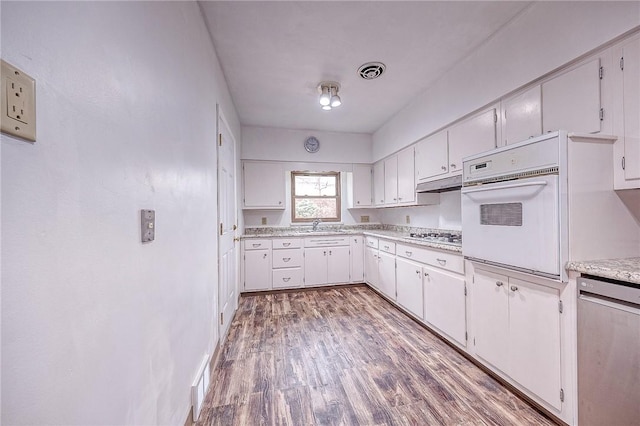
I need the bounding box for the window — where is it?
[291,171,341,222]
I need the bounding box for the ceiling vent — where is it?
[357,62,386,80]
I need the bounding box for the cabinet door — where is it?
[396,257,423,318]
[327,246,350,284]
[373,160,385,206]
[415,130,448,182]
[622,38,640,181]
[503,85,542,145]
[542,58,601,134]
[472,270,509,373]
[350,236,364,283]
[384,155,398,205]
[448,109,496,173]
[304,247,328,286]
[397,146,415,204]
[352,164,373,206]
[243,162,285,208]
[244,249,272,291]
[424,266,466,346]
[508,278,562,410]
[378,251,396,301]
[364,247,379,288]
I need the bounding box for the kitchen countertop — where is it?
[241,227,462,253]
[566,257,640,285]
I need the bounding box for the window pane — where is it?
[294,198,338,220]
[294,175,337,196]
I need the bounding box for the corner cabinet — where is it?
[242,161,285,209]
[373,161,385,206]
[351,164,373,207]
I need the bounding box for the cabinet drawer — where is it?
[365,236,379,249]
[272,268,303,289]
[245,239,271,250]
[272,249,303,268]
[379,240,396,254]
[396,243,464,275]
[272,238,302,249]
[304,236,350,247]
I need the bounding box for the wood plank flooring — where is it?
[197,286,556,426]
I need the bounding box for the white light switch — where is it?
[141,210,155,243]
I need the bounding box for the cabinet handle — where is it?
[283,257,291,262]
[263,253,267,259]
[424,272,429,278]
[441,166,447,171]
[405,251,412,257]
[252,243,261,248]
[393,198,397,201]
[510,285,518,292]
[324,251,327,256]
[415,270,420,275]
[283,277,291,282]
[380,199,384,203]
[384,245,389,250]
[436,258,447,265]
[496,281,504,287]
[283,242,291,247]
[329,250,332,255]
[279,201,282,204]
[450,163,457,168]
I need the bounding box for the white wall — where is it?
[376,191,462,231]
[1,2,239,425]
[242,125,372,163]
[373,1,640,160]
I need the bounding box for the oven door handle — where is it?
[462,180,547,194]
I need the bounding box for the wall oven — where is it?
[462,133,567,280]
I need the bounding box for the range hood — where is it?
[415,174,462,193]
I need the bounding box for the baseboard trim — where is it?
[241,282,366,297]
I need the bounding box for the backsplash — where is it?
[243,223,461,236]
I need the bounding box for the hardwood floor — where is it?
[197,286,556,426]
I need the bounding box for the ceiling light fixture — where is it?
[317,81,341,111]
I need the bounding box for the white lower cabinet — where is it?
[327,246,350,284]
[377,251,396,301]
[244,249,271,291]
[473,269,562,411]
[395,257,424,318]
[350,236,364,282]
[364,246,379,288]
[423,266,466,346]
[304,237,351,287]
[271,239,303,289]
[304,247,329,286]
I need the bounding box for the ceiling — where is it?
[200,1,531,134]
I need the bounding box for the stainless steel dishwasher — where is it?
[577,276,640,426]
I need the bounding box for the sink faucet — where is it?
[312,218,322,231]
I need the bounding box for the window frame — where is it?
[290,171,341,223]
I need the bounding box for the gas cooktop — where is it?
[408,232,462,245]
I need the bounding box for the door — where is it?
[424,266,466,346]
[384,155,398,205]
[350,236,364,283]
[415,130,448,182]
[218,112,238,340]
[542,58,601,134]
[448,108,497,173]
[244,250,271,291]
[503,85,542,145]
[472,270,509,373]
[622,37,640,181]
[304,247,328,286]
[397,147,415,204]
[327,246,350,284]
[461,174,560,276]
[373,160,385,206]
[508,278,562,410]
[364,247,379,288]
[352,164,372,207]
[396,257,423,318]
[378,251,396,301]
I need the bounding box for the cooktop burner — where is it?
[408,232,462,245]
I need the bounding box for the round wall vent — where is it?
[357,62,386,80]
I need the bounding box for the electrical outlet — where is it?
[360,215,370,223]
[141,209,155,243]
[261,217,267,225]
[406,215,411,224]
[1,60,36,142]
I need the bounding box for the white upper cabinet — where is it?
[502,85,542,145]
[396,146,415,205]
[621,37,640,182]
[448,108,497,173]
[373,160,385,206]
[384,155,398,206]
[351,164,372,207]
[415,130,448,182]
[542,58,602,134]
[243,161,285,209]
